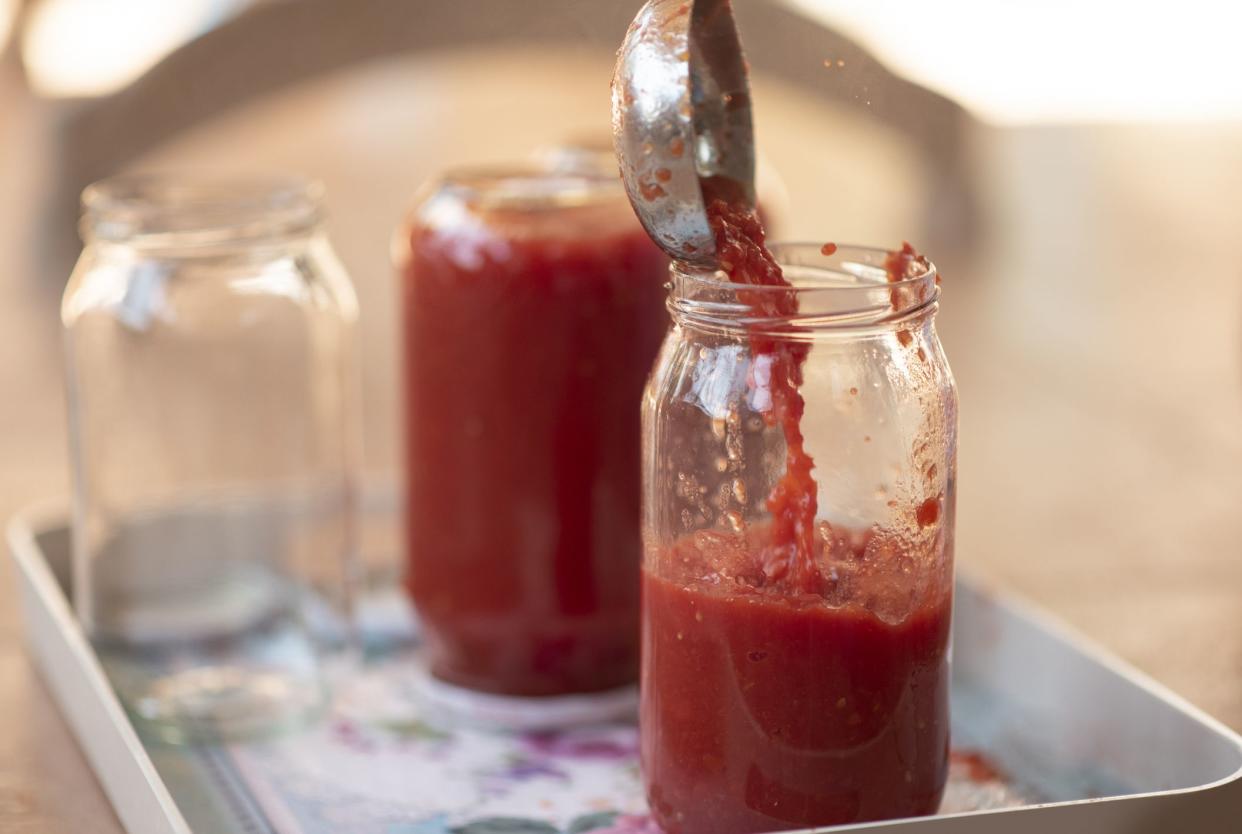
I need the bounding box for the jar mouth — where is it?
[532,136,618,177]
[429,163,625,212]
[82,173,323,248]
[670,242,939,332]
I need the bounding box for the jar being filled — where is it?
[397,166,669,700]
[641,243,956,832]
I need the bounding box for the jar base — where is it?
[412,668,637,732]
[119,663,327,745]
[97,608,330,746]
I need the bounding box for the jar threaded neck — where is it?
[81,174,323,249]
[669,242,939,334]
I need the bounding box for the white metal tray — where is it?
[8,501,1242,833]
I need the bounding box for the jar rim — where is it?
[427,162,625,212]
[81,173,323,248]
[669,242,939,333]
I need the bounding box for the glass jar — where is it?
[641,244,956,832]
[534,135,619,176]
[62,175,359,743]
[396,165,668,699]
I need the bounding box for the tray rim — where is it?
[9,498,194,834]
[957,571,1242,795]
[8,498,1242,834]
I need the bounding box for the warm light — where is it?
[0,0,16,52]
[791,0,1242,123]
[22,0,240,98]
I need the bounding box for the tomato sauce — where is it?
[403,181,668,696]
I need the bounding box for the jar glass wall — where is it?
[62,175,359,743]
[641,244,956,832]
[396,165,669,701]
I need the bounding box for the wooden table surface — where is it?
[2,56,1241,833]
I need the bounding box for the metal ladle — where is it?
[611,0,755,267]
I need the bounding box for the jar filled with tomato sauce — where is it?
[641,241,956,832]
[396,166,669,699]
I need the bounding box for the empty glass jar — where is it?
[61,174,359,743]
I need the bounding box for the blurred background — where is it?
[1,1,1240,829]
